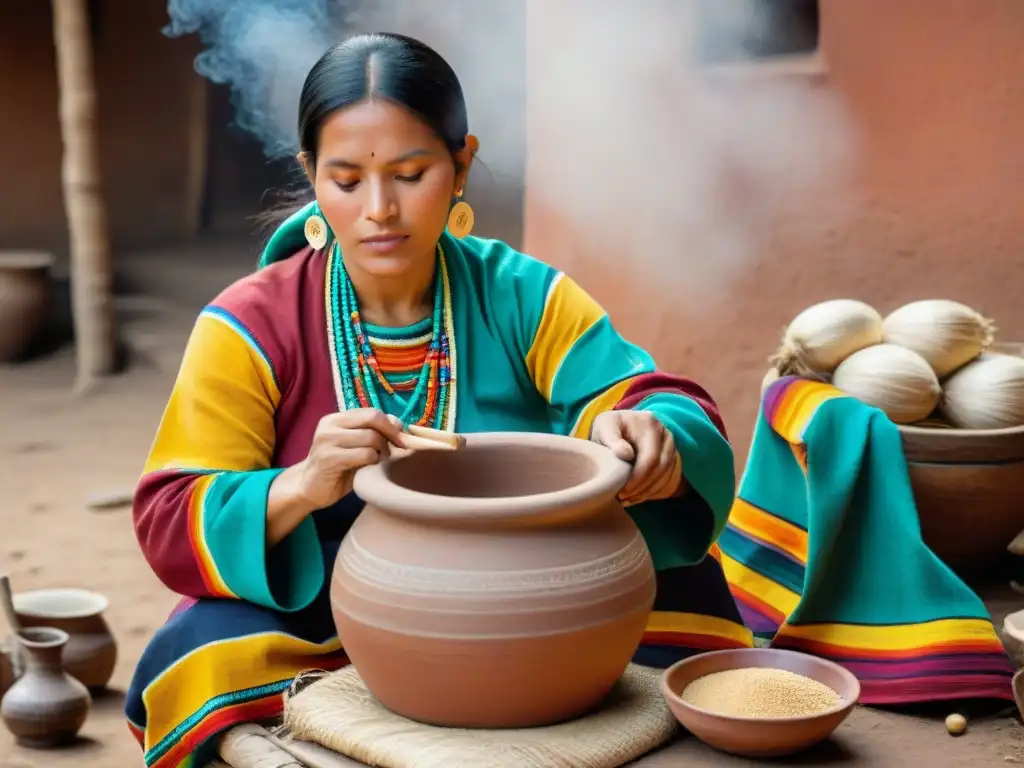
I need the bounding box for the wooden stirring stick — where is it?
[395,424,467,452]
[407,424,467,448]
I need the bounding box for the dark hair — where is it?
[300,33,470,166]
[257,33,470,236]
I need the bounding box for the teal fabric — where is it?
[203,469,324,612]
[259,201,326,268]
[738,396,991,627]
[548,315,657,435]
[797,398,989,625]
[720,382,1013,704]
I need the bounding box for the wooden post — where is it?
[51,0,117,390]
[184,73,209,237]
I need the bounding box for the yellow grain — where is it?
[681,667,842,718]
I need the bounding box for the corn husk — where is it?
[882,299,995,378]
[939,352,1024,430]
[831,344,941,424]
[770,299,883,378]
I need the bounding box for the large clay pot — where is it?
[13,589,117,691]
[331,431,656,729]
[0,628,91,748]
[0,251,53,362]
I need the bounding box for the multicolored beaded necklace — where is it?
[324,240,458,431]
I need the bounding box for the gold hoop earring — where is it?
[447,200,474,239]
[304,214,328,250]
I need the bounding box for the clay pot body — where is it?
[331,432,656,729]
[0,252,52,362]
[13,589,117,690]
[1,628,91,748]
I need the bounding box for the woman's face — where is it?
[306,99,468,279]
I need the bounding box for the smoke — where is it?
[165,0,857,299]
[526,0,857,297]
[164,0,340,158]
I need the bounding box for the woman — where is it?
[126,33,751,768]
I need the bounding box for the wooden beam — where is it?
[51,0,118,390]
[184,71,209,237]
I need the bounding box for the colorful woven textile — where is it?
[721,376,1014,704]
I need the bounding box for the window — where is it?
[693,0,820,66]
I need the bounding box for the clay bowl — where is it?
[660,648,860,758]
[12,588,117,690]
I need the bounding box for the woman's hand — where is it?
[296,409,405,509]
[590,410,682,506]
[267,409,402,544]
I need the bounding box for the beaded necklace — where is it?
[324,240,457,431]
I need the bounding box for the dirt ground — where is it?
[2,318,1024,767]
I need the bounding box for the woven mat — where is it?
[278,664,679,768]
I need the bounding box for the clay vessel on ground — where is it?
[13,589,117,690]
[0,251,52,362]
[331,431,657,729]
[0,627,91,748]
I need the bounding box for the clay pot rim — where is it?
[0,251,54,270]
[659,648,861,725]
[354,431,632,520]
[13,588,109,620]
[1004,610,1024,642]
[15,627,70,649]
[899,422,1024,439]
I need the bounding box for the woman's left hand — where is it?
[590,410,682,505]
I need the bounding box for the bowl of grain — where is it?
[660,648,860,758]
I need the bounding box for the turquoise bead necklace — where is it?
[324,240,456,430]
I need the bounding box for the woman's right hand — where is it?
[295,409,404,510]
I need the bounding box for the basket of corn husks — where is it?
[762,298,1024,575]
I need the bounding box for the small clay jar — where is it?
[13,589,117,690]
[333,431,657,729]
[1,627,91,748]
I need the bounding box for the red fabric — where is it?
[613,371,728,439]
[133,470,212,598]
[610,371,728,499]
[132,248,340,599]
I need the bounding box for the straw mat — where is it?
[278,664,679,768]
